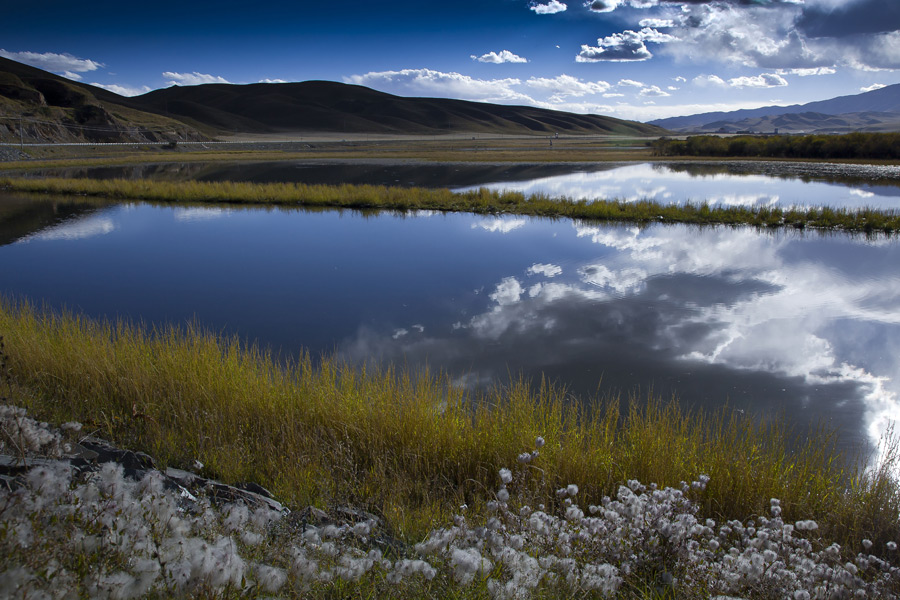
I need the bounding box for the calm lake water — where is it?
[29,159,900,210]
[2,179,899,458]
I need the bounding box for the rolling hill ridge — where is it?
[0,57,665,144]
[130,80,666,137]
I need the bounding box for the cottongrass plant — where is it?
[3,297,900,554]
[3,407,900,599]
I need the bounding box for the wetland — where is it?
[2,156,900,458]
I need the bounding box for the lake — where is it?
[2,159,900,459]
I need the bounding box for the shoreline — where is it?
[3,174,899,234]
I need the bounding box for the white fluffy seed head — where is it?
[499,468,512,484]
[535,436,545,448]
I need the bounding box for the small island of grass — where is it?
[3,175,900,234]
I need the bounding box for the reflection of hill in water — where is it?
[36,161,626,189]
[0,194,104,247]
[36,159,900,192]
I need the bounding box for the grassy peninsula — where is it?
[4,175,900,233]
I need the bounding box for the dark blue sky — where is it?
[2,0,898,121]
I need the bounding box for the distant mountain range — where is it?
[0,57,664,144]
[649,84,900,134]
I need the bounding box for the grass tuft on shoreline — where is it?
[3,175,900,233]
[2,297,898,551]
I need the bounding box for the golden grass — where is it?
[3,175,900,233]
[2,298,897,549]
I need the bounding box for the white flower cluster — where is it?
[0,455,448,598]
[412,466,900,599]
[2,411,900,598]
[0,404,67,458]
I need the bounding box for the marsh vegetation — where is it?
[652,133,900,161]
[3,175,900,232]
[2,300,900,597]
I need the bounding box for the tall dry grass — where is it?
[1,297,897,547]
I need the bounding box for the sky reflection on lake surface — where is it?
[453,162,900,210]
[1,193,899,457]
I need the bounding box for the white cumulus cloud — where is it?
[526,74,610,100]
[345,68,530,103]
[471,50,529,64]
[577,28,675,62]
[530,0,567,14]
[0,49,102,74]
[89,82,153,97]
[640,85,670,97]
[728,73,789,88]
[163,71,230,86]
[861,83,887,92]
[693,74,728,87]
[0,49,103,74]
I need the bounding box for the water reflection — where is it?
[341,220,900,456]
[0,195,897,458]
[0,194,107,246]
[454,162,900,210]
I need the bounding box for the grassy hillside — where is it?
[0,57,207,144]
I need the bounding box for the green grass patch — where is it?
[1,297,898,551]
[3,175,900,233]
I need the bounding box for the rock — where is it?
[79,438,156,470]
[237,481,274,499]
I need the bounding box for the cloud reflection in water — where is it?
[455,162,900,210]
[18,215,116,243]
[342,221,900,457]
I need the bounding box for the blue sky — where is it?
[2,0,899,122]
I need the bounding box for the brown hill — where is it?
[0,57,207,144]
[0,56,666,143]
[130,80,666,137]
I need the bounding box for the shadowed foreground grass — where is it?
[2,297,898,554]
[3,175,900,233]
